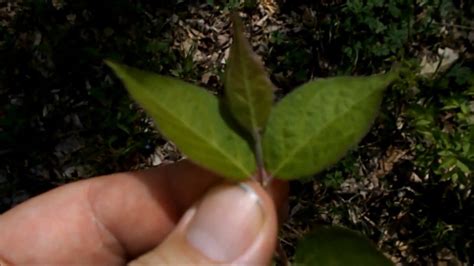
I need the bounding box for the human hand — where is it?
[0,160,288,265]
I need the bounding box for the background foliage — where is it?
[1,0,472,264]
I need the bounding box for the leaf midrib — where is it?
[138,80,252,177]
[235,38,259,132]
[271,85,381,176]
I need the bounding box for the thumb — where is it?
[129,181,278,265]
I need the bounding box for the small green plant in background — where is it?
[408,64,474,183]
[107,13,397,265]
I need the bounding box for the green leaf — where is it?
[106,60,256,180]
[224,13,274,135]
[295,226,393,266]
[263,73,396,179]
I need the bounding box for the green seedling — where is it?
[106,13,397,266]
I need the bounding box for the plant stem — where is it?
[276,241,290,266]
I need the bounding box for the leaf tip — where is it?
[230,11,242,26]
[230,12,246,39]
[103,60,134,85]
[104,59,121,74]
[387,63,403,82]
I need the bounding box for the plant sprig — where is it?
[106,13,398,264]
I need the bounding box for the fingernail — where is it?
[186,183,264,262]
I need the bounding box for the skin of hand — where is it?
[0,160,288,265]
